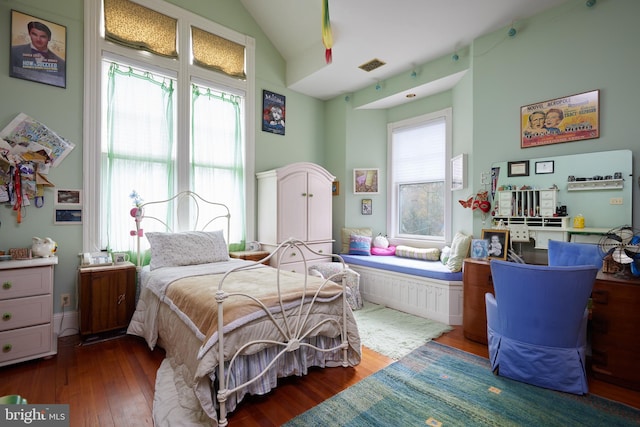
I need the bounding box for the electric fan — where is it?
[598,225,640,277]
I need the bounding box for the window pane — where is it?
[398,182,444,238]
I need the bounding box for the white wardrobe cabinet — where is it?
[257,162,335,272]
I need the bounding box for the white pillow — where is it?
[146,230,229,270]
[446,232,472,272]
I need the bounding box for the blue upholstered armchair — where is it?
[547,240,604,269]
[485,260,598,394]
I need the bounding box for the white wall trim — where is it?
[54,310,79,338]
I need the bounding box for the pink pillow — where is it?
[371,246,396,256]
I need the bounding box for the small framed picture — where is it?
[55,189,82,205]
[354,168,379,194]
[262,90,285,135]
[361,199,372,215]
[481,229,510,260]
[55,209,82,224]
[535,160,554,174]
[332,180,340,196]
[470,239,489,260]
[507,161,529,177]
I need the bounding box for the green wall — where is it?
[0,0,328,314]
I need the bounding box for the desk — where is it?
[590,271,640,390]
[567,227,610,243]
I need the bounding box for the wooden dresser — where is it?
[0,257,58,367]
[462,258,493,344]
[590,271,640,390]
[79,262,136,338]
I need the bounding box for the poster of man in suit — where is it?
[10,10,67,88]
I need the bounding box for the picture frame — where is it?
[507,161,529,177]
[535,160,554,174]
[10,10,67,88]
[54,209,82,224]
[470,238,489,260]
[521,90,600,149]
[262,90,286,135]
[354,168,379,194]
[54,189,82,206]
[361,198,372,215]
[481,229,510,260]
[332,180,340,196]
[451,153,467,191]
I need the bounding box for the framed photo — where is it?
[10,10,67,88]
[55,209,82,224]
[521,90,599,148]
[332,180,340,196]
[354,168,379,194]
[507,161,529,177]
[535,160,554,174]
[451,153,467,191]
[470,238,489,260]
[262,90,286,135]
[361,199,372,215]
[481,229,510,260]
[54,189,81,205]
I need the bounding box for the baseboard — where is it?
[54,310,79,337]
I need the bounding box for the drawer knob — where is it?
[2,344,11,353]
[2,312,11,321]
[2,281,11,290]
[290,252,297,257]
[318,249,323,253]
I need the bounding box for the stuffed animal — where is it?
[372,233,389,249]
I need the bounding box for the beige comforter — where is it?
[128,260,361,425]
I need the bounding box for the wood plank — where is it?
[0,326,637,427]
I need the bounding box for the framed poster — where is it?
[521,90,599,148]
[10,10,67,88]
[262,90,286,135]
[54,209,82,224]
[535,161,554,174]
[353,168,379,194]
[481,229,509,260]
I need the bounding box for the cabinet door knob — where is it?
[302,193,307,197]
[308,193,314,197]
[2,281,11,290]
[2,344,12,353]
[2,312,11,321]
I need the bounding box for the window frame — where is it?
[83,0,255,252]
[386,108,453,247]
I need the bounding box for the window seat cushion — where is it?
[340,254,462,281]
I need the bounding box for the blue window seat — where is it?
[340,254,463,282]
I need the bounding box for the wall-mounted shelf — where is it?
[566,179,623,191]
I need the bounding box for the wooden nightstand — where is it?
[78,262,136,338]
[229,250,270,265]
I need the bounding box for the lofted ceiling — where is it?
[239,0,571,107]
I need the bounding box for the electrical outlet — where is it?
[610,197,623,205]
[61,293,71,307]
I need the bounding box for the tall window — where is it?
[387,108,452,244]
[84,0,255,253]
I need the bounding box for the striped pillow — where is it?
[395,245,441,261]
[349,234,372,256]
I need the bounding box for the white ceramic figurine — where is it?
[32,237,58,257]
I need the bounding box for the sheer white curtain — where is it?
[102,61,176,251]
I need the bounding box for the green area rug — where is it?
[285,341,640,427]
[353,301,452,360]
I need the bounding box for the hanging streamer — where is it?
[322,0,333,64]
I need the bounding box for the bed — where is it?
[125,191,361,426]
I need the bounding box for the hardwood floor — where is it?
[1,327,638,426]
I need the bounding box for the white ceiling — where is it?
[240,0,570,107]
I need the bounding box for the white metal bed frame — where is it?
[132,191,351,426]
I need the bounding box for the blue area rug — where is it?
[285,341,640,426]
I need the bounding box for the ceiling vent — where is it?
[358,58,386,72]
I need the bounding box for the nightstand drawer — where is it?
[0,324,52,364]
[0,295,52,331]
[0,266,52,300]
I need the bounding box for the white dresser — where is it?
[0,257,58,367]
[257,162,335,273]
